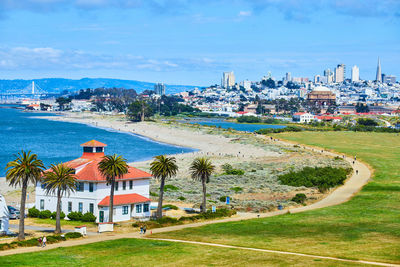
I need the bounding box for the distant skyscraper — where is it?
[376,57,382,82]
[154,83,166,95]
[334,64,345,83]
[286,72,292,82]
[351,65,360,82]
[324,69,333,84]
[314,75,321,83]
[383,75,396,84]
[221,71,235,88]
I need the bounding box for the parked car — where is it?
[7,206,20,219]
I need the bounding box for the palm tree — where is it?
[43,163,77,233]
[150,155,178,218]
[98,154,128,223]
[5,151,44,240]
[190,157,215,213]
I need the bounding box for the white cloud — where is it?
[238,10,252,17]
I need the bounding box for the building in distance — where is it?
[221,71,235,88]
[351,65,360,83]
[307,86,336,106]
[154,83,166,96]
[376,57,382,82]
[335,64,346,83]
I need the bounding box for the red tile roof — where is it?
[80,140,107,147]
[98,193,150,206]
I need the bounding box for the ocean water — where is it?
[0,105,193,176]
[189,119,286,132]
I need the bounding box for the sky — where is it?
[0,0,399,86]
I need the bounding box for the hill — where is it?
[0,78,198,95]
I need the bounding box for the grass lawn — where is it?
[0,238,365,267]
[152,132,400,264]
[32,218,96,228]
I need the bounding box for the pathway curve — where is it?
[0,134,374,263]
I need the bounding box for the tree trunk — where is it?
[141,102,145,122]
[157,178,165,219]
[201,178,207,213]
[109,178,115,222]
[18,179,28,240]
[55,188,62,234]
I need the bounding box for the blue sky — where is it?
[0,0,399,86]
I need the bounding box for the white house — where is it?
[35,140,152,223]
[292,112,315,123]
[0,194,10,235]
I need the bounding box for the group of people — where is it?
[139,225,147,235]
[37,236,47,247]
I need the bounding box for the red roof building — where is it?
[36,140,152,223]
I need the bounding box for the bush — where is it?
[162,204,178,210]
[65,232,83,239]
[164,185,179,191]
[178,196,186,201]
[28,207,40,218]
[237,116,261,123]
[67,211,83,221]
[230,187,243,193]
[81,212,96,222]
[150,191,158,197]
[221,163,233,173]
[51,211,66,220]
[226,169,245,175]
[278,167,351,192]
[219,196,228,202]
[38,210,52,219]
[291,193,307,204]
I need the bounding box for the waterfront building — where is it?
[351,65,360,82]
[222,72,235,88]
[154,83,166,95]
[35,140,152,223]
[334,64,345,83]
[376,57,382,82]
[292,112,315,123]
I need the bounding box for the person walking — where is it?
[42,236,47,247]
[143,225,147,234]
[38,237,42,247]
[356,170,358,175]
[140,225,143,234]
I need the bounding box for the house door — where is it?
[99,211,104,223]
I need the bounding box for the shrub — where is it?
[162,204,178,210]
[38,210,52,219]
[278,167,351,192]
[237,116,261,123]
[81,212,96,222]
[51,211,66,220]
[222,163,233,173]
[67,211,83,221]
[230,187,243,193]
[150,191,158,197]
[291,193,307,204]
[46,235,64,244]
[178,196,186,201]
[219,196,227,202]
[28,207,40,218]
[164,185,179,191]
[65,232,83,239]
[226,169,245,175]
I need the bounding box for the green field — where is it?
[0,238,365,267]
[152,132,400,264]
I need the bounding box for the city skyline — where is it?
[0,0,399,86]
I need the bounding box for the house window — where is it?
[136,204,142,213]
[122,181,126,190]
[96,147,103,153]
[76,182,84,192]
[89,183,94,192]
[89,203,94,214]
[78,202,83,213]
[40,199,45,210]
[122,206,129,215]
[143,203,149,212]
[115,182,118,191]
[68,202,72,212]
[83,147,93,153]
[129,180,133,190]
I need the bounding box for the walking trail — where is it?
[0,136,378,265]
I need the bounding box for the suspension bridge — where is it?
[0,81,47,99]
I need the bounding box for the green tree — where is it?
[261,78,276,88]
[190,158,215,213]
[150,155,178,218]
[43,163,77,233]
[55,97,71,111]
[98,155,129,222]
[5,151,44,240]
[127,100,153,122]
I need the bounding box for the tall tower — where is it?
[334,64,345,83]
[376,57,382,82]
[351,65,359,82]
[32,81,35,95]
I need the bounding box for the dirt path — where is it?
[0,136,373,259]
